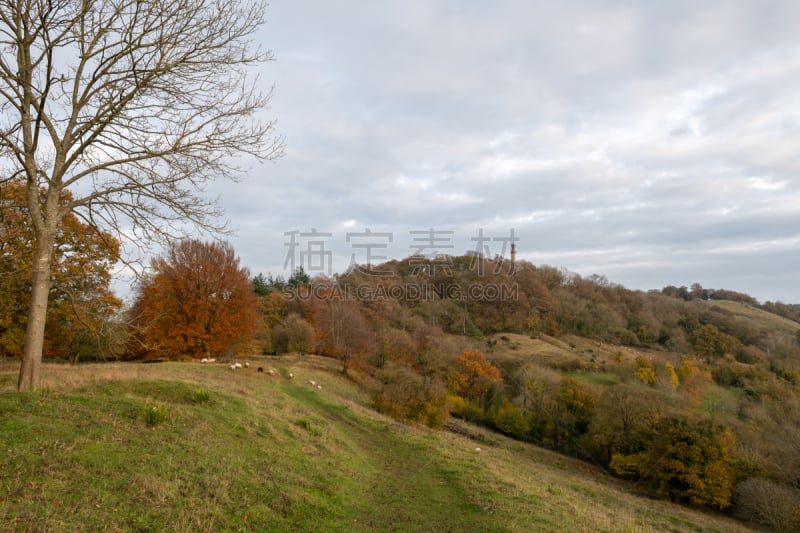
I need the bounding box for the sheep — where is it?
[317,385,322,390]
[200,357,208,363]
[309,380,317,387]
[208,358,216,363]
[233,362,243,369]
[230,364,237,370]
[288,373,294,379]
[267,369,275,376]
[257,367,264,373]
[245,362,250,368]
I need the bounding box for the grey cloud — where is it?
[207,0,800,303]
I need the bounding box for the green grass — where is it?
[0,358,758,532]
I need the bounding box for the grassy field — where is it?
[0,357,758,532]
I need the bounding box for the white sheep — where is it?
[288,373,294,379]
[267,369,275,376]
[233,362,243,369]
[230,364,236,370]
[309,380,317,387]
[317,385,322,390]
[208,358,216,363]
[244,362,250,368]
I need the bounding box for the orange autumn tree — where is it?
[0,179,122,361]
[449,349,503,404]
[130,240,257,360]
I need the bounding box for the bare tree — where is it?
[0,0,283,390]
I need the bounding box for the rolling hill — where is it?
[0,356,759,532]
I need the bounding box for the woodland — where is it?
[2,190,800,530]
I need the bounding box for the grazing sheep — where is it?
[309,380,317,387]
[200,357,208,363]
[317,385,322,390]
[267,369,275,376]
[230,364,236,370]
[208,358,216,363]
[288,373,294,379]
[257,367,264,373]
[233,362,243,369]
[245,362,250,368]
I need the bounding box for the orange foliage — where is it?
[131,240,257,359]
[448,349,502,401]
[678,356,713,404]
[0,179,122,360]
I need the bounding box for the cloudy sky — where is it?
[208,0,800,303]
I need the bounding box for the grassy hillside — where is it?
[487,331,654,371]
[698,299,800,339]
[0,357,757,532]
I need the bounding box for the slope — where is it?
[0,357,757,532]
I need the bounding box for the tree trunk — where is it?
[17,238,54,391]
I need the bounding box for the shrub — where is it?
[690,324,736,358]
[272,313,315,354]
[635,356,656,385]
[449,394,467,416]
[141,402,168,426]
[192,389,211,404]
[295,417,321,436]
[493,402,532,439]
[616,329,640,346]
[733,478,800,532]
[610,415,736,509]
[372,365,450,428]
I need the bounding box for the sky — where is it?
[203,0,800,304]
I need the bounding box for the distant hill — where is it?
[249,256,800,531]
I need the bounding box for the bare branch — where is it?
[2,0,282,233]
[1,0,282,390]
